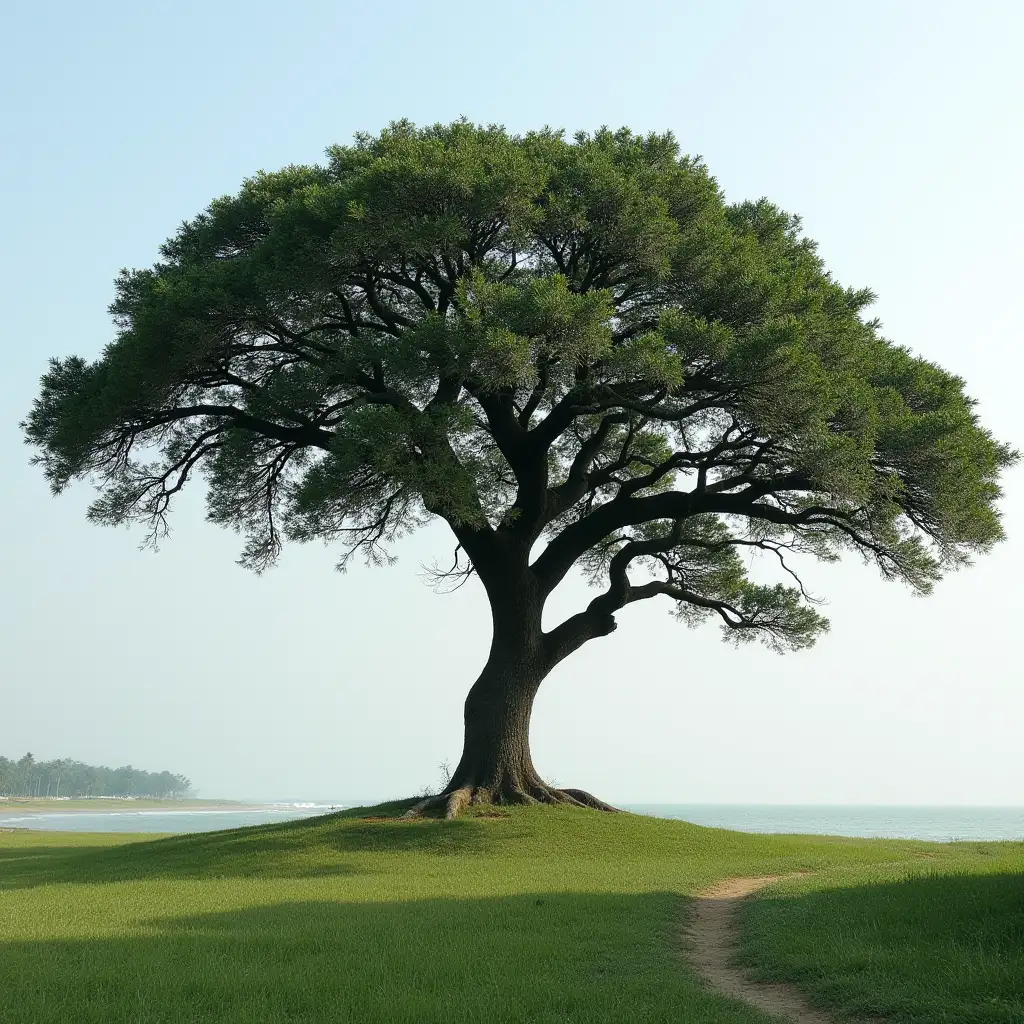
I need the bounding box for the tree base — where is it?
[402,783,618,820]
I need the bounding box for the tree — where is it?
[24,121,1017,817]
[0,754,192,799]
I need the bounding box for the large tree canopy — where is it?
[25,121,1017,816]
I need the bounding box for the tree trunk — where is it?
[447,622,548,802]
[405,568,616,819]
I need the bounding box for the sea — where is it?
[626,805,1024,843]
[1,802,1023,841]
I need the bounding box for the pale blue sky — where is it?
[2,0,1021,803]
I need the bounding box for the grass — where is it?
[0,803,1021,1022]
[741,860,1024,1022]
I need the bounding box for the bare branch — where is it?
[420,545,477,594]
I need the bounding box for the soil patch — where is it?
[685,875,857,1023]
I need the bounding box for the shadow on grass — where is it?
[0,891,770,1024]
[740,869,1024,1024]
[0,805,532,891]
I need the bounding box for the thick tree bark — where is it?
[448,617,548,797]
[404,560,616,819]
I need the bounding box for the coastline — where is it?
[0,800,342,834]
[0,798,250,816]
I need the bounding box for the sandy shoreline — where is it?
[0,801,271,817]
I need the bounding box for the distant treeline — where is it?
[0,753,192,799]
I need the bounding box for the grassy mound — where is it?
[1,803,1021,1022]
[741,863,1024,1023]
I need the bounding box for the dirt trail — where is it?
[684,875,842,1023]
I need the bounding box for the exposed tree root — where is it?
[402,782,619,819]
[558,787,619,812]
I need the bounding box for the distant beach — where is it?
[0,798,246,815]
[0,801,343,833]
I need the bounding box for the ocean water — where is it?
[625,804,1024,842]
[2,803,1022,841]
[0,803,340,834]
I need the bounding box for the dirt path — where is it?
[684,875,840,1023]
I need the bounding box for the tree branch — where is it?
[532,475,820,595]
[134,404,337,452]
[542,520,685,665]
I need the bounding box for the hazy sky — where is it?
[2,1,1021,804]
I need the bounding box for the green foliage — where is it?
[24,119,1017,652]
[0,754,190,799]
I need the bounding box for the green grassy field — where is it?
[0,804,1021,1022]
[741,862,1024,1022]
